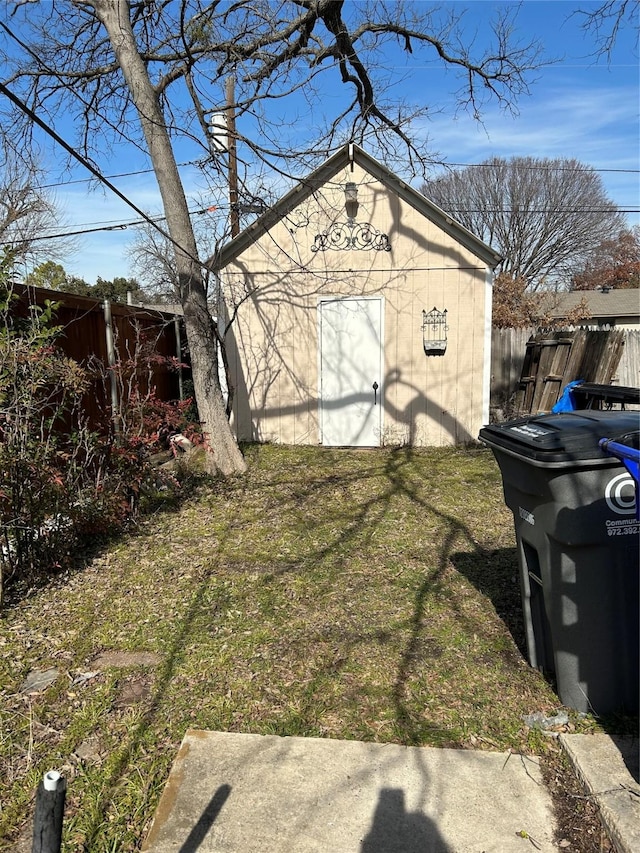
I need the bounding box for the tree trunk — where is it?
[91,0,246,475]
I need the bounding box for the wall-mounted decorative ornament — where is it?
[422,307,448,356]
[311,183,391,252]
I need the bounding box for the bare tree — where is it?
[423,157,624,291]
[0,140,74,269]
[1,0,547,474]
[128,213,221,305]
[128,222,192,304]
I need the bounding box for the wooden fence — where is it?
[491,327,640,419]
[9,285,639,429]
[9,284,185,431]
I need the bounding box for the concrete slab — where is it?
[560,733,640,853]
[142,729,558,853]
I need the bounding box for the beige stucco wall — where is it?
[219,162,492,447]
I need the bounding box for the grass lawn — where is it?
[1,444,581,850]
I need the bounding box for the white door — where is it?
[319,298,383,447]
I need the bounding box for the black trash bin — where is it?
[479,410,640,716]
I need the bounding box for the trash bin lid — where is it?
[479,411,640,465]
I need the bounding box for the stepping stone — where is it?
[19,668,59,694]
[91,651,161,668]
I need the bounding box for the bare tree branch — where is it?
[0,0,551,474]
[0,137,76,265]
[423,157,625,290]
[574,0,639,60]
[2,0,549,177]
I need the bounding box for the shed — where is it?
[214,144,501,447]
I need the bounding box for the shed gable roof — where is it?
[211,144,501,270]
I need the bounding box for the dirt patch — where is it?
[542,748,613,853]
[113,674,154,708]
[74,734,105,764]
[89,652,160,708]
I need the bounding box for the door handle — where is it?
[373,381,379,405]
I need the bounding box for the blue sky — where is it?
[5,0,638,285]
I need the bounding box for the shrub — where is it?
[0,255,202,607]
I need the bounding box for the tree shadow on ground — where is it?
[178,784,232,853]
[450,547,527,659]
[8,446,534,848]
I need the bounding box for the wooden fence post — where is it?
[174,315,184,400]
[103,299,120,431]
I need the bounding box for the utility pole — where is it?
[226,76,240,238]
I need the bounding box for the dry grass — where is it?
[0,444,580,850]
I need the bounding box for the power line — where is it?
[15,206,220,243]
[429,209,640,214]
[15,203,640,244]
[35,160,205,191]
[437,163,640,175]
[0,20,148,159]
[30,158,640,196]
[0,79,206,271]
[3,202,637,247]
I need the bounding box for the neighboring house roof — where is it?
[210,143,502,270]
[543,289,640,321]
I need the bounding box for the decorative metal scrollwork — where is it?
[311,220,391,252]
[422,307,448,356]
